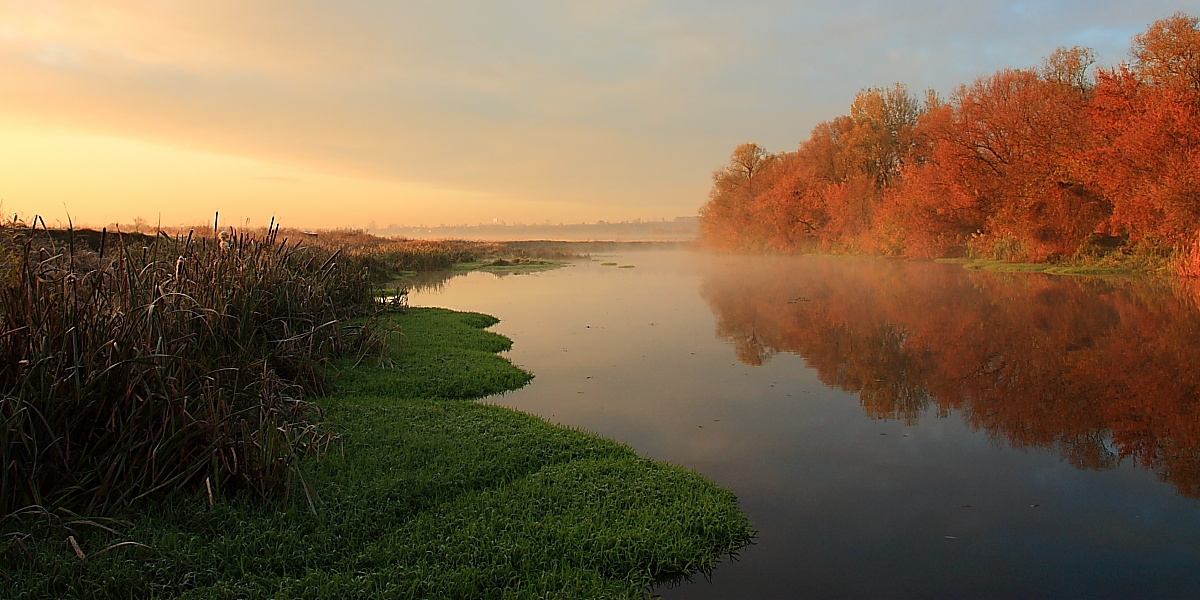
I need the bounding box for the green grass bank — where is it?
[935,257,1172,276]
[4,307,754,599]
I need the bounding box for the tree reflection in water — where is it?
[396,267,539,295]
[700,255,1200,497]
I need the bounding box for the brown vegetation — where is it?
[0,222,377,520]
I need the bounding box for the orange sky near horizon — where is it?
[1,2,1192,230]
[0,116,531,229]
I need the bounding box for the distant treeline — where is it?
[379,217,699,242]
[700,13,1200,276]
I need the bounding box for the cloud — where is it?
[0,0,1193,226]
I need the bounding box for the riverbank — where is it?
[933,257,1164,276]
[5,307,753,599]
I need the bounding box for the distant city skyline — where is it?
[1,1,1195,229]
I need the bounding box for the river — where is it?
[407,248,1200,599]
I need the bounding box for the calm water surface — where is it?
[408,249,1200,599]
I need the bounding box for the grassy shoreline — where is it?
[5,307,753,599]
[934,256,1172,277]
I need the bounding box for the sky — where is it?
[1,1,1197,230]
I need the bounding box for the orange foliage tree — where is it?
[699,142,778,251]
[701,13,1200,274]
[901,53,1101,262]
[1088,13,1200,248]
[700,84,923,253]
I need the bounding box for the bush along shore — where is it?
[1,222,753,599]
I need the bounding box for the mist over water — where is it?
[409,249,1200,599]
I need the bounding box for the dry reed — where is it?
[0,221,374,521]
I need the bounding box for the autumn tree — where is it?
[726,142,774,195]
[845,83,922,187]
[699,143,780,250]
[887,49,1102,261]
[748,85,924,253]
[1042,45,1097,92]
[1088,13,1200,248]
[1132,12,1200,91]
[870,92,981,257]
[754,151,822,251]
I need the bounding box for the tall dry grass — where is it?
[0,223,374,521]
[160,226,504,280]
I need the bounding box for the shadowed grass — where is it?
[3,308,753,599]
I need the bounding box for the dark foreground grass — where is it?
[4,308,753,599]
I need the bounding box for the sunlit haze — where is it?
[0,1,1191,229]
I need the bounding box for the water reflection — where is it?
[700,255,1200,498]
[407,251,1200,598]
[392,267,544,295]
